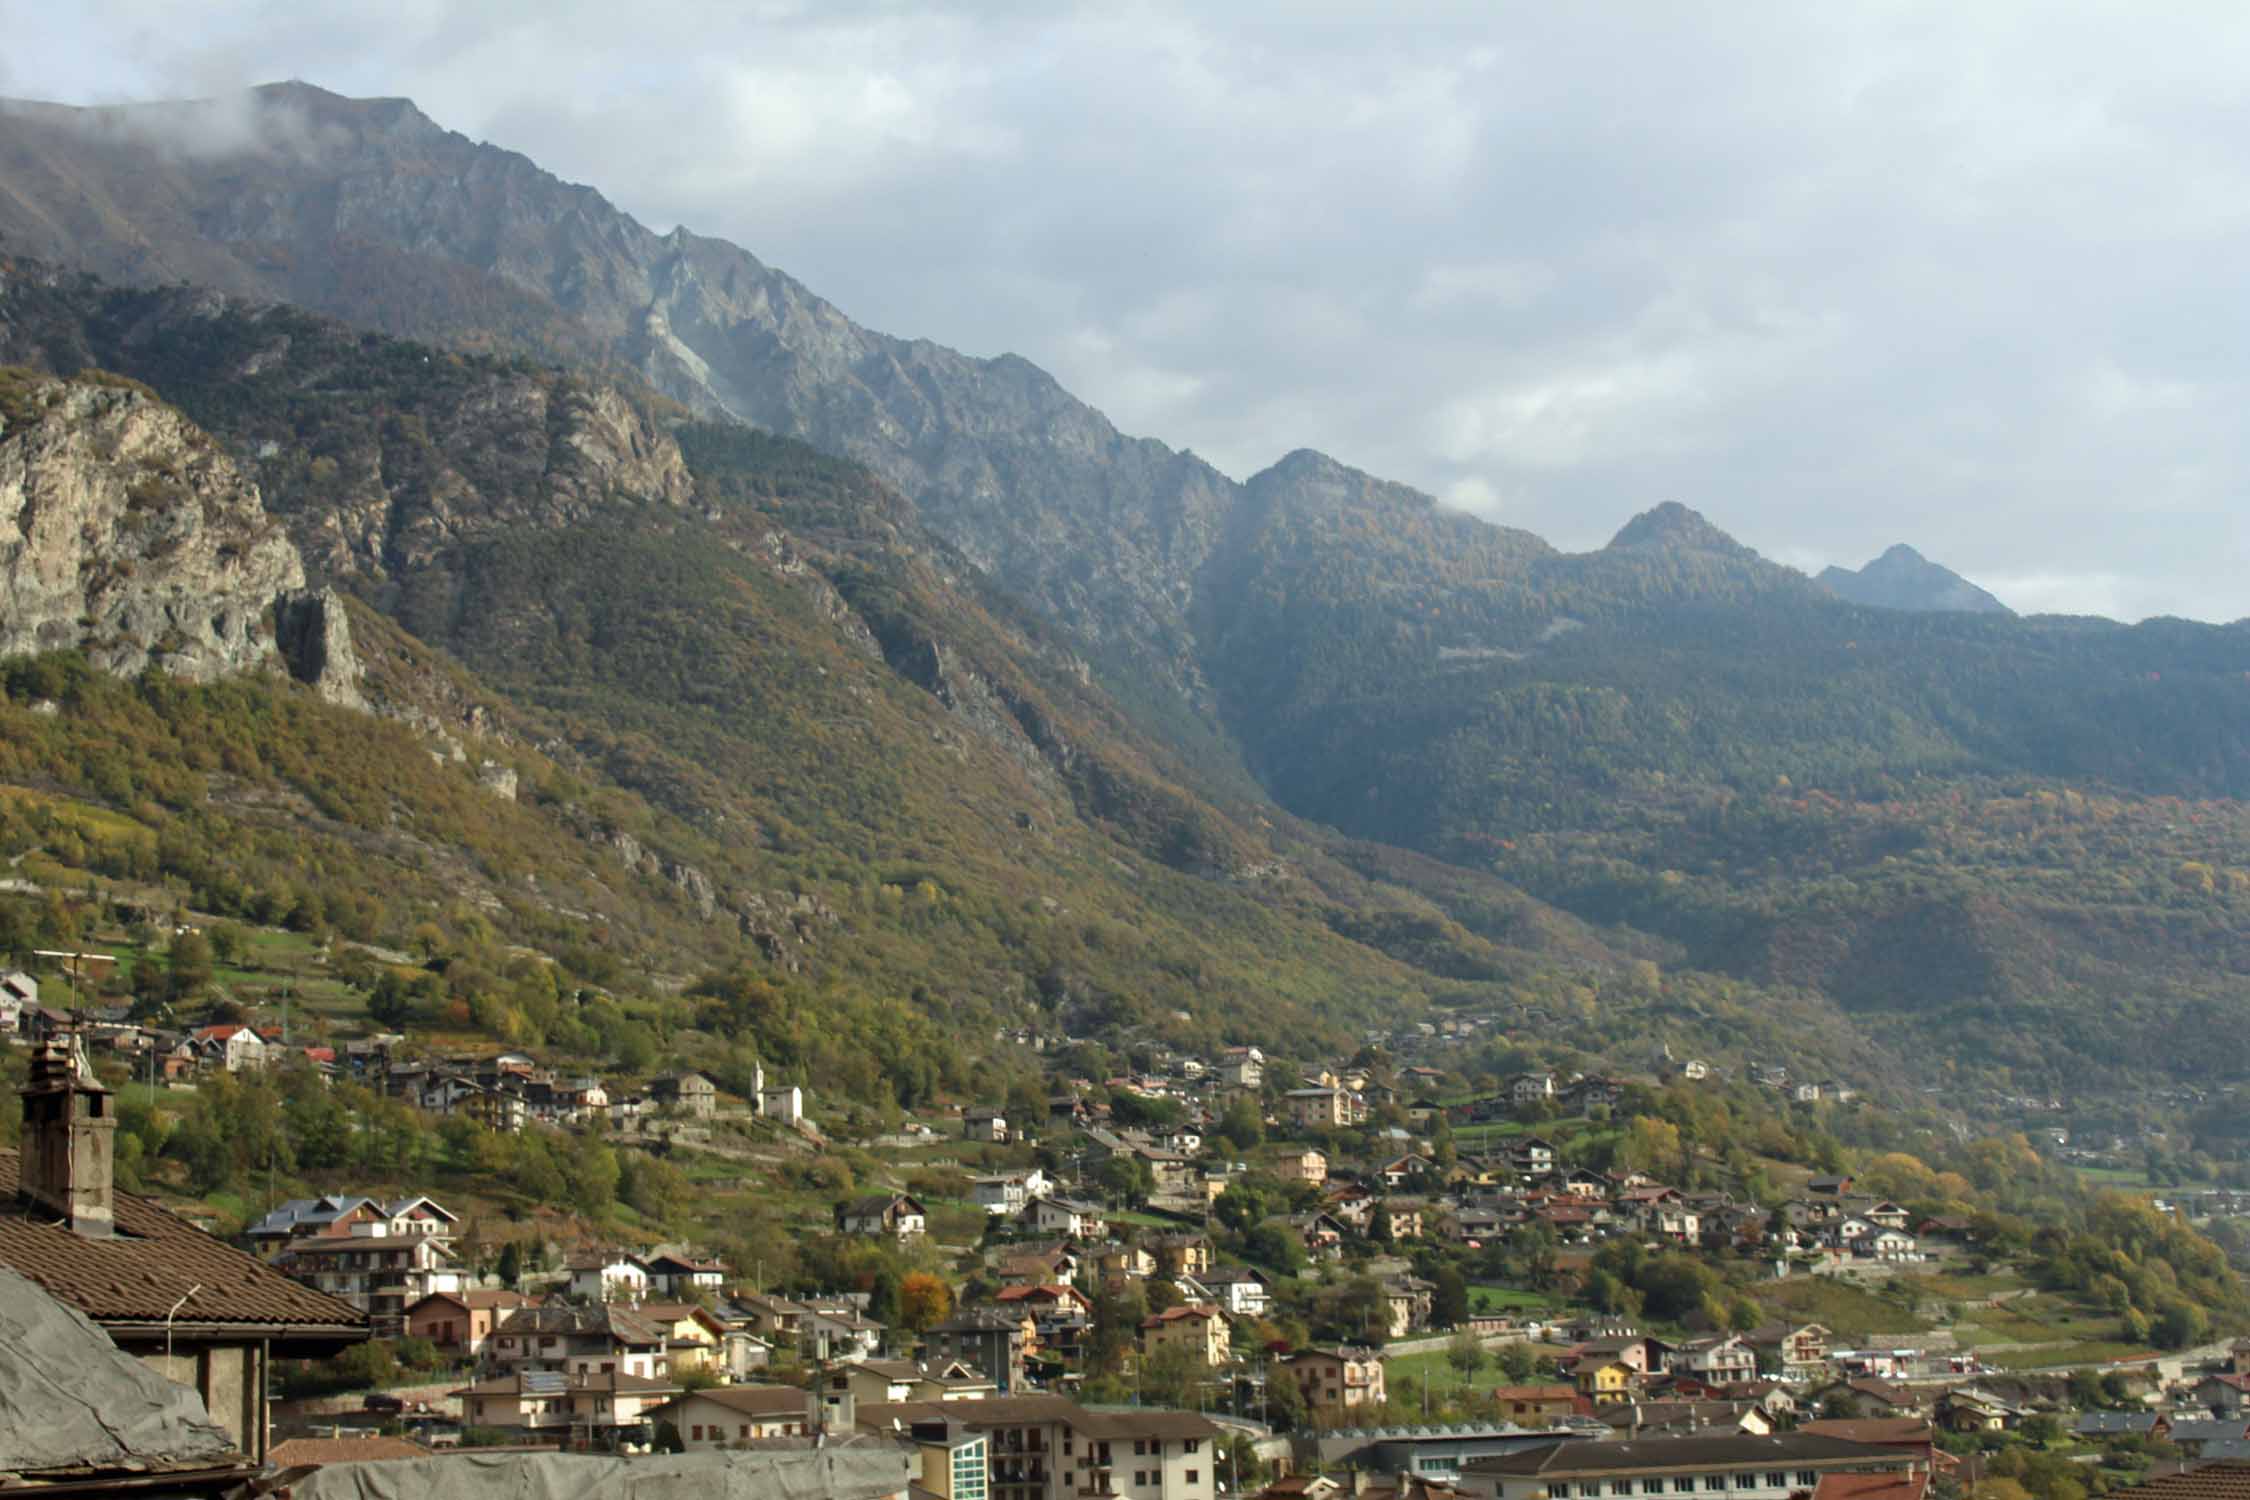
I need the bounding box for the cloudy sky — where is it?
[16,2,2250,622]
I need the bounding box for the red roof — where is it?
[1141,1305,1219,1328]
[1813,1473,1929,1500]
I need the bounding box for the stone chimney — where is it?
[19,1030,115,1237]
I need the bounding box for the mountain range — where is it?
[1,83,2247,1103]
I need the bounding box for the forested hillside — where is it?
[13,262,1842,1091]
[3,82,2249,1106]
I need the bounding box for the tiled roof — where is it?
[492,1303,664,1344]
[1813,1473,1930,1500]
[0,1149,365,1342]
[2113,1463,2250,1500]
[666,1384,811,1416]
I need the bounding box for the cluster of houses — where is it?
[362,1046,812,1135]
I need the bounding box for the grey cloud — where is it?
[22,0,2250,621]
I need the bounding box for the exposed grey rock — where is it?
[0,374,304,680]
[476,760,519,800]
[664,860,717,920]
[275,585,366,709]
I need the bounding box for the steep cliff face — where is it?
[0,370,310,680]
[0,84,1240,717]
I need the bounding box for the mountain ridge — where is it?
[6,88,2250,1100]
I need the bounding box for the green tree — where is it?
[167,930,214,1000]
[1216,1094,1265,1151]
[1432,1266,1470,1329]
[560,1135,616,1219]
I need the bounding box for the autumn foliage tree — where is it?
[898,1271,953,1333]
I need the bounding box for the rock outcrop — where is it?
[275,586,367,709]
[0,370,369,703]
[0,372,304,679]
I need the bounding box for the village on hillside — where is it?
[7,937,2250,1500]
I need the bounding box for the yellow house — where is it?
[1140,1305,1231,1367]
[1577,1360,1636,1404]
[639,1302,726,1373]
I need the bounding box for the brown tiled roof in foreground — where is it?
[2113,1463,2250,1500]
[0,1148,366,1336]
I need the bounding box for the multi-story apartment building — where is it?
[1461,1432,1919,1500]
[273,1221,465,1336]
[1284,1345,1388,1412]
[860,1395,1221,1500]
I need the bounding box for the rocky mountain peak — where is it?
[1605,501,1754,557]
[1818,542,2012,615]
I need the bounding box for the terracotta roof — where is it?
[1814,1474,1929,1500]
[0,1149,365,1346]
[2114,1464,2250,1500]
[268,1436,430,1467]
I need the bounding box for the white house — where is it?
[760,1086,806,1125]
[1030,1197,1107,1239]
[0,971,34,1031]
[1852,1228,1918,1261]
[193,1024,269,1072]
[1197,1266,1270,1317]
[972,1169,1050,1217]
[567,1252,650,1302]
[1509,1072,1555,1107]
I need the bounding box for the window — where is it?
[1767,1477,1788,1490]
[1736,1478,1757,1491]
[1643,1482,1665,1495]
[739,1426,749,1438]
[1136,1442,1149,1456]
[1185,1440,1201,1455]
[1797,1476,1819,1489]
[1188,1471,1200,1485]
[690,1425,704,1441]
[1675,1480,1696,1494]
[1705,1479,1726,1492]
[1135,1472,1148,1487]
